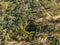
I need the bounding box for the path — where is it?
[35,2,60,22]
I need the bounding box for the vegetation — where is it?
[0,0,60,45]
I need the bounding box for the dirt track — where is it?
[35,2,60,22]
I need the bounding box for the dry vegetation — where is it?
[0,0,60,45]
